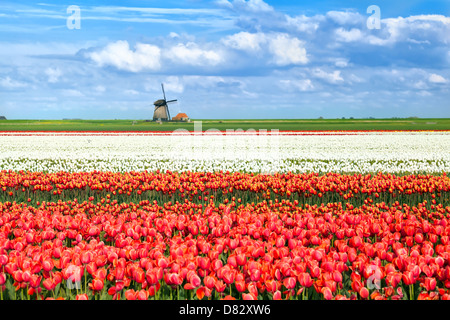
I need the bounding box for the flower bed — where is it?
[0,171,449,300]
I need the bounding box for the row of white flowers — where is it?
[0,131,449,174]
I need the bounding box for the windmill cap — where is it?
[153,99,166,106]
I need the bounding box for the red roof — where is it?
[173,113,189,120]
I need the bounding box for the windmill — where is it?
[152,83,177,121]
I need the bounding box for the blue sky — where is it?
[0,0,449,119]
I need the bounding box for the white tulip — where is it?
[0,131,448,173]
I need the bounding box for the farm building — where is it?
[172,113,190,122]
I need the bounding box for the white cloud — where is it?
[267,33,308,66]
[349,74,365,83]
[231,0,274,13]
[335,28,363,42]
[280,79,314,92]
[367,15,450,46]
[45,67,62,83]
[407,15,450,25]
[215,0,233,9]
[124,89,140,95]
[326,11,363,25]
[312,69,344,84]
[223,31,309,67]
[61,89,84,97]
[163,76,184,94]
[88,40,161,72]
[285,15,322,34]
[94,85,106,93]
[429,73,447,84]
[413,80,428,90]
[223,31,310,66]
[334,58,349,68]
[0,76,27,88]
[182,75,243,90]
[417,90,432,96]
[165,42,223,66]
[222,32,265,51]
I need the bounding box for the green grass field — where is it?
[0,118,449,131]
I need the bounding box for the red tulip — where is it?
[115,266,125,281]
[359,287,369,299]
[247,282,258,297]
[125,289,136,300]
[223,270,235,285]
[322,287,333,300]
[22,270,31,283]
[42,259,54,272]
[243,293,256,300]
[196,287,206,300]
[42,278,55,291]
[81,251,93,264]
[13,270,23,282]
[423,277,436,291]
[198,257,210,270]
[214,280,226,293]
[204,276,216,289]
[312,249,323,262]
[273,290,282,300]
[283,277,296,290]
[402,271,415,286]
[332,270,343,283]
[29,274,41,288]
[190,274,201,288]
[134,268,145,284]
[236,254,246,266]
[298,273,313,288]
[91,278,104,292]
[137,289,148,300]
[0,255,8,266]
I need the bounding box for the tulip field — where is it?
[0,130,450,300]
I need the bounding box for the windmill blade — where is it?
[161,83,167,101]
[166,104,171,121]
[166,99,177,104]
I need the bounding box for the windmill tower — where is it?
[153,83,177,121]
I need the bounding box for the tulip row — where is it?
[1,171,449,208]
[1,171,450,300]
[0,131,449,173]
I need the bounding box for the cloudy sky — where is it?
[0,0,449,119]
